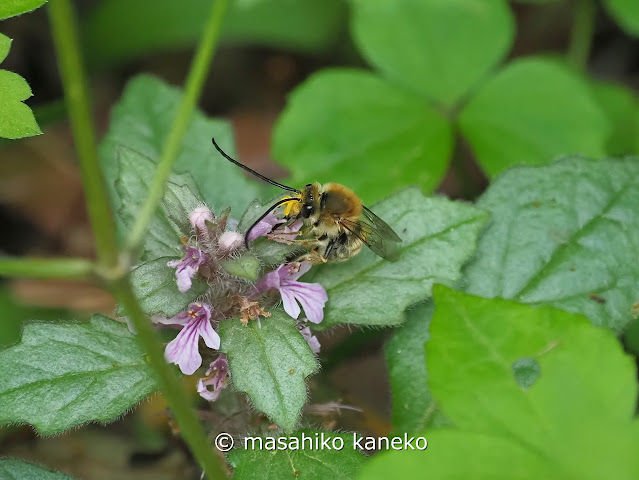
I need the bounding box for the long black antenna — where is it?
[212,137,300,193]
[244,197,301,249]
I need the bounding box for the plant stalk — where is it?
[112,277,228,479]
[0,257,94,280]
[568,0,596,71]
[47,0,119,269]
[126,0,230,253]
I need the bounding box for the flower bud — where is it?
[189,206,214,231]
[218,231,243,252]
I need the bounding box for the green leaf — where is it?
[307,188,488,329]
[359,286,639,479]
[0,34,41,140]
[114,145,203,261]
[99,74,259,221]
[0,0,47,20]
[385,302,447,433]
[0,459,74,480]
[119,257,206,319]
[459,57,609,177]
[350,0,514,108]
[463,156,639,333]
[84,0,346,66]
[273,70,453,203]
[249,237,302,267]
[590,80,638,155]
[228,430,366,479]
[219,311,319,432]
[604,0,639,36]
[220,254,260,281]
[0,286,70,347]
[0,315,159,435]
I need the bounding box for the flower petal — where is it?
[175,265,196,292]
[280,288,301,319]
[255,267,282,292]
[247,211,281,242]
[299,326,321,354]
[282,261,312,282]
[164,320,203,375]
[199,318,221,350]
[285,282,328,324]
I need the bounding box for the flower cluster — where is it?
[150,204,327,401]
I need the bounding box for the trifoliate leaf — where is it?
[0,0,47,20]
[463,156,639,333]
[118,257,206,319]
[604,0,639,36]
[0,459,73,480]
[359,286,639,479]
[0,34,41,140]
[228,430,366,479]
[306,188,488,329]
[385,302,447,433]
[273,69,453,203]
[350,0,514,108]
[114,145,203,261]
[100,75,259,220]
[459,57,609,177]
[219,311,319,432]
[0,315,159,435]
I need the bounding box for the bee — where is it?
[212,138,402,264]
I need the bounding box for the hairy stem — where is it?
[47,0,118,268]
[112,278,228,479]
[126,0,230,252]
[568,0,596,71]
[0,257,94,280]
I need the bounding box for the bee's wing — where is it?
[339,206,402,259]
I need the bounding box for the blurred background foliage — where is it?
[2,0,639,477]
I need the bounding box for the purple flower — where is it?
[298,325,320,354]
[197,355,230,402]
[158,303,220,375]
[167,246,207,293]
[256,262,328,324]
[247,211,281,242]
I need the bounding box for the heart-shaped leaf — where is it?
[463,156,639,333]
[0,315,159,435]
[219,311,318,432]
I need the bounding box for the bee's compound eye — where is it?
[302,204,314,218]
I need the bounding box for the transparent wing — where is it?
[338,206,401,259]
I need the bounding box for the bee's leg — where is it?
[294,247,327,265]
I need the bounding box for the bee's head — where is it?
[300,183,320,219]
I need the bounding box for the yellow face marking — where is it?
[282,194,302,216]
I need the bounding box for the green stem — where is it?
[568,0,596,71]
[112,278,228,479]
[47,0,119,269]
[126,0,230,252]
[0,257,94,280]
